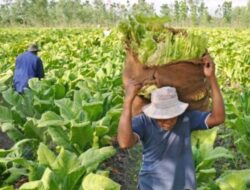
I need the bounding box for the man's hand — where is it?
[202,54,225,128]
[203,54,215,78]
[124,79,142,101]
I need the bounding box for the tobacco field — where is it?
[0,28,249,190]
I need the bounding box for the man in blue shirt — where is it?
[118,54,225,190]
[13,44,44,93]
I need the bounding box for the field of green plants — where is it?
[0,28,249,190]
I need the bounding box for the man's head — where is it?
[142,87,188,131]
[27,44,40,54]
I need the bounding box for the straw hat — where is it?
[142,87,188,119]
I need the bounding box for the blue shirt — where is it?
[132,111,210,190]
[13,51,44,93]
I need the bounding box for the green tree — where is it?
[131,0,155,16]
[160,3,171,18]
[188,0,198,25]
[222,1,232,23]
[179,0,188,23]
[173,0,180,22]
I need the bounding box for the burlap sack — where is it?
[123,47,210,116]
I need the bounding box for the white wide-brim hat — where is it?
[142,87,189,119]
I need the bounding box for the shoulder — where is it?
[184,110,210,118]
[133,113,154,124]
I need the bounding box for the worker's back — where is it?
[13,51,44,93]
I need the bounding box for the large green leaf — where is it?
[37,143,56,167]
[1,123,24,141]
[63,165,86,190]
[20,181,44,190]
[38,111,66,127]
[2,88,21,106]
[0,186,14,190]
[79,146,116,173]
[95,125,109,137]
[196,168,216,184]
[82,101,104,121]
[0,70,13,85]
[192,128,218,160]
[70,122,93,150]
[40,168,59,190]
[3,167,27,184]
[51,148,80,178]
[47,126,72,150]
[81,173,120,190]
[216,169,250,190]
[54,98,76,121]
[53,83,66,99]
[196,147,234,170]
[0,105,13,123]
[23,119,44,141]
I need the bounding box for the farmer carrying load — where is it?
[118,54,225,190]
[118,16,225,190]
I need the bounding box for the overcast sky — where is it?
[0,0,249,14]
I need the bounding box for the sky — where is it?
[0,0,249,14]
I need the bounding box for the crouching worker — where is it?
[13,44,44,94]
[117,55,225,190]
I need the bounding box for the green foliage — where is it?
[216,169,250,190]
[81,173,121,190]
[192,128,234,187]
[0,28,123,188]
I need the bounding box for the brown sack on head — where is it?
[123,47,211,117]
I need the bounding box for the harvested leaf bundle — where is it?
[120,16,211,116]
[119,15,208,66]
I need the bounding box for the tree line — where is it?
[0,0,249,27]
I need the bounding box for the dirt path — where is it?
[103,143,143,190]
[0,129,13,149]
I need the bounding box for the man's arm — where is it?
[203,55,225,128]
[36,58,44,79]
[117,80,142,149]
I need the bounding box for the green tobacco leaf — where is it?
[95,125,109,137]
[37,143,56,167]
[82,101,103,121]
[4,167,27,184]
[2,88,21,106]
[20,181,44,190]
[0,149,13,157]
[192,128,218,158]
[54,83,66,99]
[41,168,59,190]
[0,105,13,123]
[70,122,93,150]
[1,123,24,142]
[0,70,13,85]
[82,173,120,190]
[47,126,72,150]
[0,186,14,190]
[51,148,80,176]
[216,169,250,190]
[197,168,216,184]
[24,119,44,141]
[28,163,46,181]
[38,111,66,127]
[54,98,75,121]
[79,146,116,173]
[205,147,234,161]
[196,147,234,170]
[63,165,86,190]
